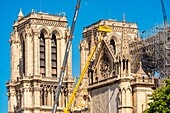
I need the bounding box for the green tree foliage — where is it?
[144,79,170,113]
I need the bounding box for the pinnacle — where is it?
[18,8,24,20]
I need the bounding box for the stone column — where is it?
[121,60,124,76]
[119,61,121,76]
[119,79,133,113]
[115,44,118,55]
[57,38,61,77]
[24,25,33,76]
[128,60,131,74]
[47,87,51,106]
[23,83,32,113]
[28,88,33,108]
[49,38,52,77]
[37,35,40,75]
[51,88,54,106]
[8,85,16,113]
[45,37,50,77]
[10,41,18,80]
[44,87,47,105]
[124,60,127,75]
[62,89,65,107]
[10,31,20,81]
[91,31,95,58]
[33,32,39,76]
[125,88,133,113]
[60,38,66,77]
[33,82,40,113]
[40,87,43,106]
[20,90,23,108]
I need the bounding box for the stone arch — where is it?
[107,33,121,55]
[38,26,49,37]
[122,88,126,92]
[50,27,63,39]
[110,39,116,54]
[126,86,132,92]
[108,33,121,45]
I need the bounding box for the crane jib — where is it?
[67,41,71,52]
[74,10,78,21]
[51,0,81,113]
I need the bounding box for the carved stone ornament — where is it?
[24,24,32,36]
[100,55,111,78]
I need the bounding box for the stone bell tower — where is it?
[6,9,75,113]
[80,18,154,113]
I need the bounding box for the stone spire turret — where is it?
[137,62,146,76]
[18,8,24,20]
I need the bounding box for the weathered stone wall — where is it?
[90,84,119,113]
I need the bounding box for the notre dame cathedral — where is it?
[6,10,154,113]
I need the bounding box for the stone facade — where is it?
[6,10,155,113]
[6,10,74,113]
[79,19,154,113]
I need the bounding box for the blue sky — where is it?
[0,0,169,112]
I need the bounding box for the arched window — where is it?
[51,34,57,77]
[21,40,25,74]
[123,59,126,70]
[110,39,116,54]
[40,32,45,76]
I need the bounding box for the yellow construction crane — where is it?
[63,24,112,113]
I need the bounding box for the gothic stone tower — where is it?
[80,19,154,113]
[6,9,74,113]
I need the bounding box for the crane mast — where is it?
[160,0,167,26]
[52,0,81,113]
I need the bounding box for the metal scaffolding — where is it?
[140,21,170,78]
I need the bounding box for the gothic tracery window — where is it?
[51,34,57,77]
[40,32,45,76]
[100,55,111,78]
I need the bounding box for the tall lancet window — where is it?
[110,39,116,54]
[40,32,45,76]
[51,34,57,77]
[22,40,25,74]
